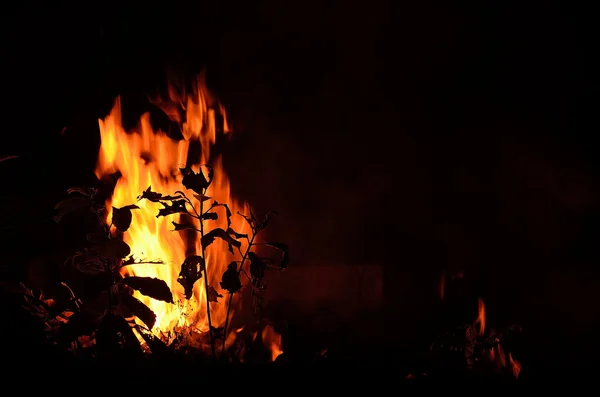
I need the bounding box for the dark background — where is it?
[0,1,592,370]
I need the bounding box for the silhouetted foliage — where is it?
[44,186,174,357]
[16,164,290,363]
[137,165,289,358]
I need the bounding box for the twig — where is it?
[176,191,202,219]
[176,188,217,357]
[222,230,257,355]
[240,269,251,280]
[197,187,216,360]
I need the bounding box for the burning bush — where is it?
[13,72,290,364]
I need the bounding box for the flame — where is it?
[94,73,252,344]
[508,352,522,379]
[496,343,507,367]
[475,297,486,336]
[262,324,283,361]
[475,298,522,379]
[486,344,522,379]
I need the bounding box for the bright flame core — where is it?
[94,74,251,340]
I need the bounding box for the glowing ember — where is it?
[94,73,253,348]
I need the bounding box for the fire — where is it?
[508,352,522,378]
[475,297,486,336]
[262,325,283,361]
[94,73,251,344]
[476,298,522,379]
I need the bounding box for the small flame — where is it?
[496,343,507,367]
[94,73,255,346]
[475,297,486,336]
[469,295,522,379]
[508,352,522,379]
[262,324,283,361]
[485,333,522,379]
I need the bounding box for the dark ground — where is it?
[0,0,592,378]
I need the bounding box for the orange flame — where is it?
[475,297,486,336]
[94,73,251,344]
[487,345,522,379]
[508,352,522,379]
[475,299,522,379]
[262,324,283,361]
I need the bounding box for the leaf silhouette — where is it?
[134,325,169,356]
[208,201,232,228]
[202,212,218,221]
[220,262,242,293]
[201,228,241,252]
[180,166,209,194]
[264,242,290,270]
[248,252,266,279]
[111,204,140,232]
[138,186,182,202]
[207,285,223,303]
[157,200,188,217]
[227,227,248,240]
[171,221,198,232]
[177,255,205,300]
[120,292,156,329]
[121,276,173,303]
[53,197,93,222]
[121,256,164,267]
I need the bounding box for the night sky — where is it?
[1,1,590,364]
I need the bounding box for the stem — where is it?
[222,231,257,355]
[184,196,202,219]
[199,189,216,359]
[95,209,113,315]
